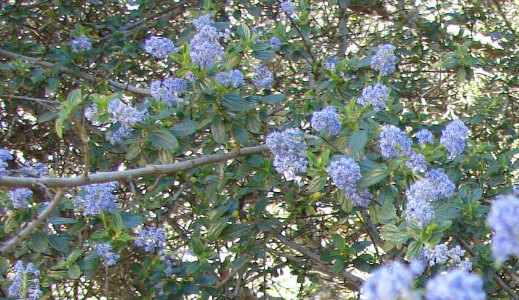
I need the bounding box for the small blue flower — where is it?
[266,128,308,180]
[95,242,120,266]
[487,194,519,264]
[214,69,244,88]
[323,57,339,70]
[270,36,282,50]
[405,152,427,173]
[405,197,434,227]
[370,44,397,75]
[144,36,177,59]
[326,157,371,207]
[73,182,118,216]
[150,78,187,106]
[8,188,33,209]
[189,16,223,68]
[440,119,469,158]
[192,14,215,30]
[379,125,412,158]
[415,129,434,145]
[8,261,42,300]
[252,65,274,89]
[0,149,12,175]
[425,269,485,300]
[71,35,92,52]
[279,0,295,15]
[361,261,418,300]
[105,99,148,144]
[134,226,166,252]
[311,106,341,136]
[357,83,389,110]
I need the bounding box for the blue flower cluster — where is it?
[405,169,455,227]
[8,188,33,209]
[279,0,295,15]
[73,182,118,216]
[360,261,418,300]
[266,128,308,180]
[323,57,339,70]
[0,148,13,175]
[134,226,166,252]
[8,261,42,300]
[70,35,92,52]
[19,161,48,177]
[440,119,469,158]
[189,15,224,68]
[379,125,412,158]
[357,83,390,110]
[214,69,244,88]
[310,106,341,136]
[425,269,485,300]
[370,44,397,75]
[94,242,120,266]
[514,183,519,195]
[487,194,519,264]
[326,157,372,207]
[107,98,148,144]
[415,128,434,145]
[421,244,472,271]
[150,77,187,106]
[270,36,282,50]
[405,151,427,173]
[252,65,273,89]
[144,36,177,59]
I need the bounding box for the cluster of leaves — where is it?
[0,0,518,299]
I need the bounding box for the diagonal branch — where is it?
[0,189,64,255]
[0,49,151,96]
[0,145,269,189]
[272,232,363,291]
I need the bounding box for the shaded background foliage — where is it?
[0,0,518,299]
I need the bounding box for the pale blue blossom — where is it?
[266,128,308,180]
[311,106,341,136]
[440,119,469,158]
[425,269,485,300]
[370,44,397,75]
[144,36,177,59]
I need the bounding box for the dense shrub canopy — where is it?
[0,0,518,299]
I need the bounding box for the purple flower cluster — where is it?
[134,226,166,252]
[189,15,224,68]
[252,65,273,89]
[107,99,148,144]
[270,36,282,50]
[8,261,42,300]
[425,269,485,300]
[379,125,412,158]
[8,188,33,209]
[310,106,341,136]
[279,0,295,15]
[73,182,118,216]
[357,83,390,110]
[360,261,418,300]
[150,77,187,106]
[266,128,308,180]
[144,36,177,59]
[440,119,469,158]
[405,151,427,173]
[421,244,472,271]
[487,194,519,264]
[405,169,455,227]
[214,69,244,88]
[326,157,372,207]
[415,129,434,145]
[323,57,339,70]
[370,44,397,75]
[94,242,120,266]
[0,148,13,175]
[70,34,92,52]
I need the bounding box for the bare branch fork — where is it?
[0,145,269,189]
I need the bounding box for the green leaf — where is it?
[207,219,228,241]
[332,234,346,250]
[211,118,227,144]
[149,128,179,150]
[253,49,276,60]
[49,234,70,254]
[237,24,251,41]
[348,131,368,154]
[308,177,327,192]
[191,237,204,256]
[221,94,255,111]
[246,113,262,133]
[380,224,409,244]
[120,212,143,228]
[358,164,388,188]
[48,217,78,225]
[220,223,250,241]
[405,241,423,260]
[260,94,287,104]
[171,120,197,137]
[28,230,49,252]
[333,257,346,273]
[68,264,81,279]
